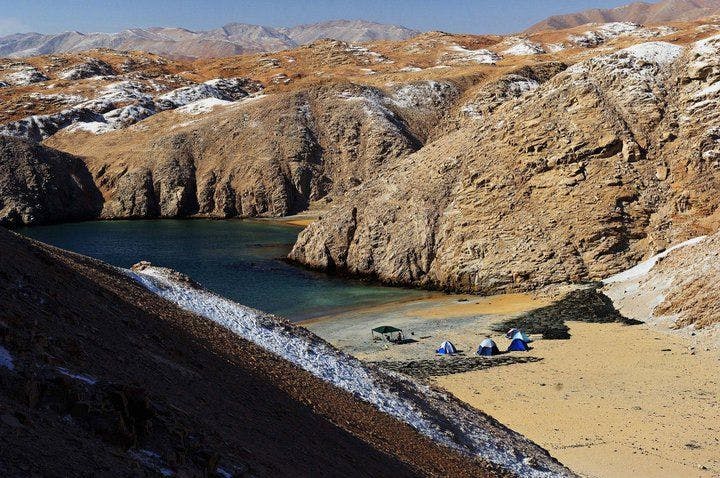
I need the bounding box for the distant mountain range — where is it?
[0,19,419,59]
[527,0,720,32]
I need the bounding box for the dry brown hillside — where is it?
[289,29,720,299]
[0,226,535,477]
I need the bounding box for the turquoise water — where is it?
[17,219,427,321]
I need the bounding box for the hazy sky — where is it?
[0,0,636,36]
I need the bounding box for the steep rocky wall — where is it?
[0,136,102,226]
[47,81,458,220]
[290,40,720,293]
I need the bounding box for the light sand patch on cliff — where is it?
[266,210,326,228]
[408,293,550,319]
[434,321,720,478]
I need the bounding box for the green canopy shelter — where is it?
[371,326,403,342]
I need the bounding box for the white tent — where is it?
[436,341,457,355]
[507,328,533,343]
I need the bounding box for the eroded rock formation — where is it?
[0,136,102,226]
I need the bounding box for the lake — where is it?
[17,219,428,321]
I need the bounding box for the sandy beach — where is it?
[266,210,324,228]
[436,321,719,477]
[307,293,720,478]
[303,292,550,362]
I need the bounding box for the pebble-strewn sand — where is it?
[435,322,720,478]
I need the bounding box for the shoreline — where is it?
[304,291,553,363]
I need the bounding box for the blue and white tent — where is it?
[477,338,499,356]
[506,328,533,343]
[507,337,530,352]
[436,341,457,355]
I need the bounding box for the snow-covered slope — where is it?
[0,77,259,141]
[128,264,573,478]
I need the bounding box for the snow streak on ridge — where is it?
[603,236,707,284]
[127,266,572,478]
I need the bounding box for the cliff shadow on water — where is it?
[492,286,642,339]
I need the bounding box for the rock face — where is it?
[289,39,720,293]
[0,136,102,226]
[47,80,458,219]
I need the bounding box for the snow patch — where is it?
[0,345,14,371]
[65,103,155,135]
[603,237,707,284]
[27,92,86,105]
[66,121,114,135]
[57,367,98,385]
[337,89,402,132]
[502,39,545,56]
[176,97,234,115]
[157,78,251,109]
[215,468,232,478]
[346,44,388,63]
[693,33,720,55]
[57,58,115,80]
[621,41,684,65]
[444,45,501,64]
[390,81,458,109]
[129,449,174,476]
[3,66,48,86]
[569,22,647,47]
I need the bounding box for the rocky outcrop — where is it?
[1,65,48,86]
[1,77,262,141]
[0,136,102,226]
[57,58,115,80]
[289,40,720,293]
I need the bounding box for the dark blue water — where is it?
[17,220,427,320]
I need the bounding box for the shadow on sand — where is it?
[491,286,642,339]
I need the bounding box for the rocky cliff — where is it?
[289,38,720,293]
[0,136,101,225]
[45,80,459,219]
